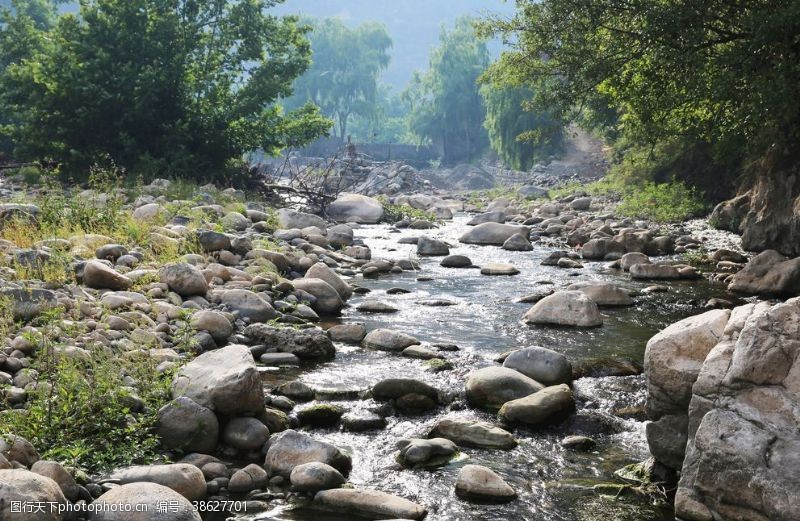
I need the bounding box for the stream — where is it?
[248,213,736,521]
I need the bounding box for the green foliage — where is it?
[0,0,331,180]
[0,312,173,472]
[377,196,438,223]
[480,84,563,170]
[615,181,709,223]
[404,17,489,164]
[284,17,391,140]
[481,0,800,185]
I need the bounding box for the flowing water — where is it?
[246,214,735,521]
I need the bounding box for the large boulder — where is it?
[171,344,263,415]
[312,488,427,520]
[189,310,233,343]
[644,308,730,469]
[292,278,344,315]
[245,323,335,359]
[498,384,575,426]
[219,289,278,323]
[566,281,633,306]
[159,263,208,297]
[0,434,41,466]
[455,464,516,502]
[289,462,345,492]
[674,299,800,521]
[465,366,544,411]
[428,418,516,449]
[89,482,201,521]
[459,222,531,246]
[581,238,625,260]
[305,262,352,300]
[264,429,351,478]
[416,237,450,256]
[502,346,572,385]
[630,263,681,280]
[156,397,219,454]
[0,469,67,521]
[523,291,603,327]
[105,464,206,501]
[326,193,384,224]
[727,249,800,297]
[83,260,132,290]
[467,211,506,225]
[276,208,327,230]
[362,328,419,352]
[30,460,81,501]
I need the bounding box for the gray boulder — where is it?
[171,344,263,415]
[498,384,575,426]
[429,418,516,449]
[159,263,208,297]
[567,281,633,306]
[523,291,603,327]
[0,469,68,521]
[630,263,681,280]
[362,328,419,351]
[156,397,219,454]
[727,249,800,297]
[105,464,206,501]
[277,208,327,230]
[327,193,384,224]
[264,429,351,478]
[502,346,572,385]
[290,462,345,492]
[190,310,232,343]
[292,278,344,315]
[89,482,201,521]
[459,222,531,245]
[220,289,278,322]
[222,417,270,451]
[416,237,450,256]
[83,260,132,290]
[466,366,544,411]
[312,488,427,520]
[502,233,533,251]
[245,323,335,359]
[455,464,516,502]
[306,262,352,300]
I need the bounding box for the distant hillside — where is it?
[272,0,514,88]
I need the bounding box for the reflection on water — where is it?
[249,214,733,521]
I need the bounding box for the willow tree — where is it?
[481,84,563,170]
[404,17,489,164]
[284,18,392,140]
[0,0,330,180]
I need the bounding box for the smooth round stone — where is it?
[480,263,520,276]
[290,462,345,492]
[455,464,516,502]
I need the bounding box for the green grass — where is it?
[377,196,439,223]
[0,308,174,473]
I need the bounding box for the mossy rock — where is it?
[296,403,345,428]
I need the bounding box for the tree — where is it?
[404,17,489,164]
[0,0,331,180]
[481,84,563,170]
[481,0,800,171]
[284,18,391,141]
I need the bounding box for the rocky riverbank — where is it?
[0,174,795,521]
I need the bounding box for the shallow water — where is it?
[247,214,734,521]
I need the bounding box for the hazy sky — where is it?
[271,0,516,89]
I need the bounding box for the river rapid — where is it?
[247,213,736,521]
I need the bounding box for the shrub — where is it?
[0,314,174,472]
[615,181,709,223]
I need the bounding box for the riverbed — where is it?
[250,213,736,521]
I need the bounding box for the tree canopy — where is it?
[404,17,490,165]
[482,0,800,175]
[0,0,330,180]
[283,17,391,141]
[481,84,563,171]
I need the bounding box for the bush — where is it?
[0,311,174,472]
[615,181,708,222]
[377,196,438,223]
